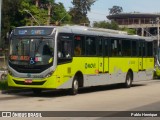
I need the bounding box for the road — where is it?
[1,79,160,120]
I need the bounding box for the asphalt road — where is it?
[1,79,160,120]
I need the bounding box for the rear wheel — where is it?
[124,72,132,88]
[70,76,79,95]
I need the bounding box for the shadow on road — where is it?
[1,83,145,98]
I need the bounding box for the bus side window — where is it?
[122,39,131,56]
[74,35,85,56]
[104,38,109,56]
[86,36,96,56]
[98,38,103,56]
[138,41,142,56]
[147,42,153,57]
[111,39,122,56]
[142,41,146,57]
[59,41,72,58]
[58,34,72,58]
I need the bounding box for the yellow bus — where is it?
[8,26,154,95]
[155,48,160,77]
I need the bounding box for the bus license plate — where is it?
[24,79,32,84]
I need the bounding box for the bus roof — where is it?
[13,25,154,41]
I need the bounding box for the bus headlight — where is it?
[45,71,54,78]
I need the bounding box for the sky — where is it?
[55,0,160,24]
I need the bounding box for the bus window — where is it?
[138,41,142,56]
[111,39,122,56]
[43,44,52,56]
[104,38,109,56]
[98,38,103,56]
[147,42,153,57]
[58,34,72,58]
[86,36,96,56]
[74,35,85,56]
[132,40,137,57]
[142,42,146,57]
[58,41,72,58]
[122,39,131,56]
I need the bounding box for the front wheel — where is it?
[1,74,7,81]
[124,72,132,88]
[70,77,79,95]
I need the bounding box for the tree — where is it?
[69,0,96,24]
[1,0,71,48]
[20,0,48,25]
[52,2,71,25]
[121,27,136,35]
[109,5,123,15]
[93,21,119,30]
[2,0,24,48]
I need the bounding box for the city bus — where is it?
[155,47,160,77]
[8,26,154,95]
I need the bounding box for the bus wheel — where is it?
[1,74,7,81]
[124,72,132,88]
[70,77,79,95]
[32,89,42,95]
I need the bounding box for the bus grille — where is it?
[13,79,46,85]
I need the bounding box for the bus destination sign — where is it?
[14,27,54,36]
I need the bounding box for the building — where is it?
[107,13,160,38]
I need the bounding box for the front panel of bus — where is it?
[7,27,59,89]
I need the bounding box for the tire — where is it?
[70,76,79,95]
[1,74,7,81]
[124,72,132,88]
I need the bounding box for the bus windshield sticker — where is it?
[35,57,42,62]
[30,58,35,64]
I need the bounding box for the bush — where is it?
[0,80,8,90]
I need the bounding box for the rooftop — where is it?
[107,13,160,19]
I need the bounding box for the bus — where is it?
[155,47,160,77]
[8,26,155,95]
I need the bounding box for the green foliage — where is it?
[93,20,136,35]
[0,80,8,90]
[52,2,71,25]
[109,5,123,15]
[93,20,119,30]
[1,0,72,48]
[69,0,96,24]
[121,27,136,35]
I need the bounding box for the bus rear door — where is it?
[138,41,144,71]
[98,37,109,73]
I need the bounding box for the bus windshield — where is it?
[9,37,54,66]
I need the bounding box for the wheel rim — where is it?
[73,79,78,91]
[127,77,131,86]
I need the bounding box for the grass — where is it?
[0,80,8,90]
